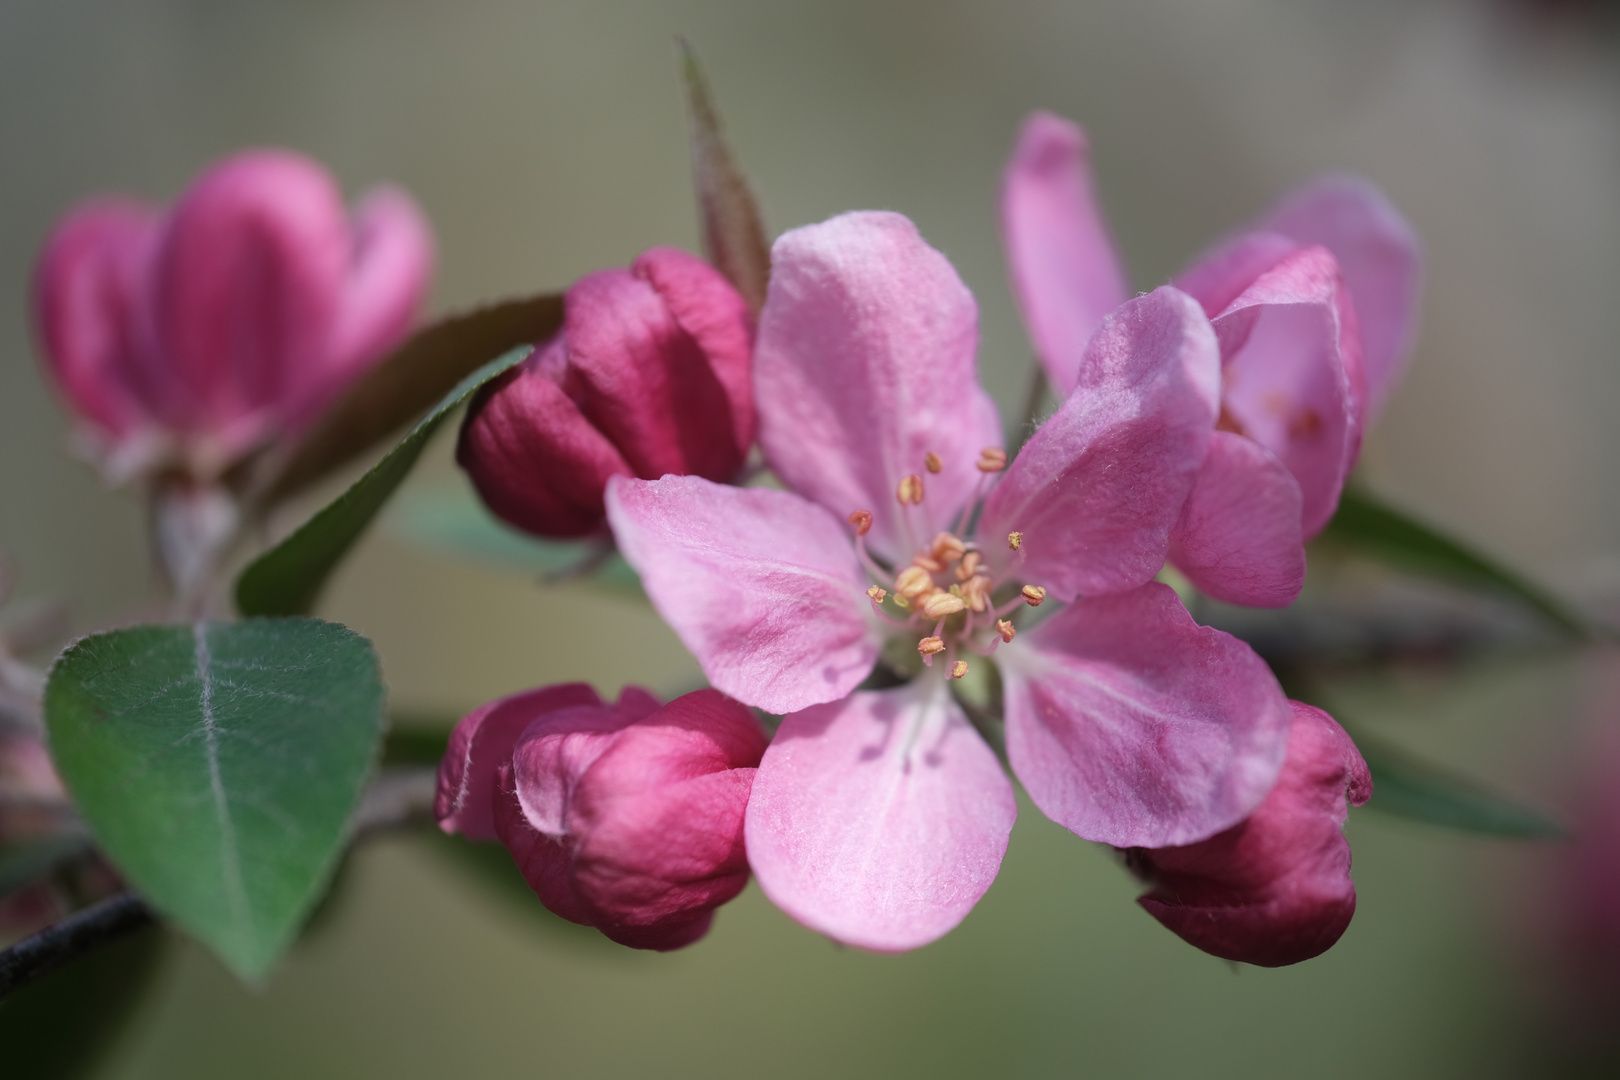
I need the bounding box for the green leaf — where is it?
[1353,730,1565,838]
[246,294,564,507]
[43,619,386,980]
[236,347,531,618]
[1319,486,1589,637]
[680,39,770,313]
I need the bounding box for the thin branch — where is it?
[352,766,439,837]
[0,891,154,999]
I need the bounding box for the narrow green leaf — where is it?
[1319,486,1589,637]
[680,39,770,313]
[43,619,386,980]
[236,347,530,618]
[1353,730,1565,838]
[247,293,563,507]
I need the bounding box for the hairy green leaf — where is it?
[236,347,530,618]
[1354,730,1565,838]
[1320,486,1589,637]
[43,619,386,980]
[681,39,770,312]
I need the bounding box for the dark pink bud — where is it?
[33,149,432,481]
[436,685,765,950]
[457,248,754,539]
[1127,701,1372,967]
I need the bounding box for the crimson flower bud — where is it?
[436,684,765,950]
[456,247,754,539]
[1125,701,1372,967]
[32,150,432,482]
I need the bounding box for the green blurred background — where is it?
[3,0,1618,1075]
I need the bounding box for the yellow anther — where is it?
[955,551,981,582]
[1007,531,1023,551]
[1021,584,1047,607]
[897,474,925,506]
[930,532,966,564]
[918,636,946,657]
[977,447,1008,473]
[961,574,992,612]
[996,619,1016,643]
[920,592,966,620]
[924,452,944,474]
[912,554,945,574]
[848,509,873,536]
[949,660,969,679]
[867,585,887,603]
[895,566,933,601]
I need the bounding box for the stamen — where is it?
[976,447,1007,473]
[961,574,992,612]
[920,591,966,620]
[1007,531,1023,551]
[867,585,887,603]
[897,474,925,506]
[911,554,945,574]
[949,660,969,679]
[918,636,946,661]
[848,509,873,536]
[996,619,1016,643]
[955,550,981,581]
[924,452,944,474]
[895,565,933,602]
[1021,585,1047,607]
[930,532,966,565]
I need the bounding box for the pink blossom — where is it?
[457,248,754,539]
[1002,112,1422,607]
[33,150,433,482]
[604,211,1293,950]
[1126,701,1372,966]
[436,684,765,951]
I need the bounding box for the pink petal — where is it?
[1173,231,1301,320]
[1259,175,1422,419]
[605,475,882,714]
[1212,246,1357,537]
[979,287,1220,600]
[435,681,608,841]
[317,185,434,417]
[753,212,1003,561]
[456,338,634,539]
[1168,431,1306,608]
[31,199,160,441]
[1001,583,1292,848]
[1000,111,1130,398]
[1133,701,1372,967]
[566,264,749,485]
[144,150,351,453]
[492,761,595,926]
[632,247,756,458]
[745,677,1017,951]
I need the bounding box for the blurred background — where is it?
[3,0,1619,1076]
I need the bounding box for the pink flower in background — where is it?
[1127,701,1372,966]
[605,211,1293,951]
[458,247,754,539]
[33,149,433,482]
[437,683,765,951]
[1002,112,1422,607]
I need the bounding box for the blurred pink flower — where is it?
[605,211,1293,951]
[457,247,754,539]
[33,149,433,482]
[436,683,765,951]
[1127,701,1372,966]
[1002,112,1422,607]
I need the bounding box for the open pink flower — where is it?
[457,247,754,539]
[436,683,765,950]
[1002,112,1422,607]
[605,211,1293,950]
[33,149,433,482]
[1127,701,1372,966]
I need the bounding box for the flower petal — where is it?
[980,287,1220,600]
[1212,246,1357,537]
[1001,582,1291,848]
[745,677,1016,951]
[753,211,1003,560]
[1258,175,1422,419]
[1000,111,1130,398]
[1168,431,1306,608]
[605,475,882,714]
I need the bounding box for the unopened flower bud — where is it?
[459,248,754,539]
[848,509,873,536]
[1021,584,1046,607]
